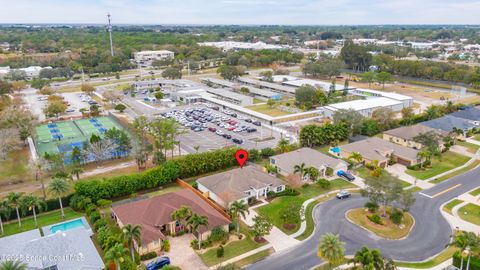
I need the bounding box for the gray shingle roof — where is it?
[420,115,477,132]
[340,137,420,162]
[450,107,480,122]
[270,147,347,174]
[384,124,448,140]
[0,228,104,270]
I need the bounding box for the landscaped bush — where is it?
[208,226,229,243]
[162,239,170,252]
[96,227,112,247]
[96,199,112,207]
[85,204,97,216]
[248,149,261,162]
[190,239,212,250]
[69,194,91,211]
[325,167,334,176]
[217,245,225,258]
[260,147,276,158]
[75,148,238,202]
[367,214,384,225]
[364,201,379,213]
[267,187,300,199]
[89,211,101,224]
[140,251,157,261]
[317,179,331,189]
[93,219,107,232]
[390,208,404,225]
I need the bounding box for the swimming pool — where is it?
[50,218,87,233]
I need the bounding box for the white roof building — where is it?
[322,97,404,118]
[282,79,346,91]
[352,88,413,107]
[198,41,286,51]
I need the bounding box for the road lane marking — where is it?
[431,184,462,198]
[419,192,432,198]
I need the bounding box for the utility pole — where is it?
[107,13,114,57]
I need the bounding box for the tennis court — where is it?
[34,116,129,163]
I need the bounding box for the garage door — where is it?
[397,157,411,166]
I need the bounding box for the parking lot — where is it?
[163,106,282,153]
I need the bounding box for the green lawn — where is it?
[198,224,266,267]
[474,134,480,141]
[470,188,480,197]
[395,246,459,268]
[233,248,274,268]
[256,179,356,235]
[0,208,83,237]
[456,141,480,154]
[442,199,464,215]
[458,203,480,225]
[430,160,480,184]
[406,151,470,180]
[244,104,291,117]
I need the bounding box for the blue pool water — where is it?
[50,218,86,233]
[331,147,340,153]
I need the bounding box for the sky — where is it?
[1,0,480,25]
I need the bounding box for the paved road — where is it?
[248,167,480,270]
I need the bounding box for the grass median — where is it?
[443,199,464,215]
[458,203,480,225]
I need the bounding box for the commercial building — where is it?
[170,89,205,104]
[270,147,348,179]
[202,77,282,101]
[321,97,404,118]
[237,77,296,95]
[133,50,175,67]
[197,165,285,208]
[111,189,230,255]
[351,88,413,108]
[282,78,350,92]
[339,137,421,168]
[0,227,104,270]
[205,88,254,106]
[198,41,286,51]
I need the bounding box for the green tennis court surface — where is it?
[34,116,126,156]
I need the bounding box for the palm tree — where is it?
[451,231,480,270]
[294,163,307,180]
[0,200,11,235]
[304,167,319,182]
[348,152,363,166]
[20,195,47,228]
[171,205,192,233]
[70,167,84,181]
[104,243,129,270]
[48,178,70,219]
[30,159,47,199]
[229,201,249,237]
[7,192,23,227]
[277,138,290,153]
[187,214,209,250]
[0,260,28,270]
[351,246,384,270]
[122,224,142,262]
[193,145,200,153]
[416,149,431,169]
[317,233,345,269]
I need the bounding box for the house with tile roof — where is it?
[111,189,230,255]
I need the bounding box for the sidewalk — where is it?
[447,193,480,233]
[425,148,480,182]
[212,244,273,269]
[386,164,434,189]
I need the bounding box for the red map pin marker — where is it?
[235,149,248,168]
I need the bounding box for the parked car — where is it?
[208,127,217,132]
[232,138,243,144]
[146,257,170,270]
[246,128,257,133]
[245,119,252,123]
[216,130,225,136]
[223,134,232,139]
[253,121,262,126]
[337,170,355,181]
[336,190,351,199]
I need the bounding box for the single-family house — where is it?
[383,124,449,149]
[339,137,421,167]
[270,147,348,179]
[111,189,230,255]
[197,165,285,208]
[420,115,478,139]
[450,107,480,126]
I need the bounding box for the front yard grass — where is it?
[198,223,266,267]
[233,248,274,268]
[430,160,480,184]
[0,208,82,237]
[406,151,470,180]
[442,199,464,215]
[456,141,480,154]
[458,203,480,225]
[395,246,458,268]
[346,208,414,239]
[470,188,480,197]
[256,179,356,235]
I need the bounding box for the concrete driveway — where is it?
[165,234,208,270]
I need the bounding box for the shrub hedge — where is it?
[75,148,238,202]
[453,251,480,270]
